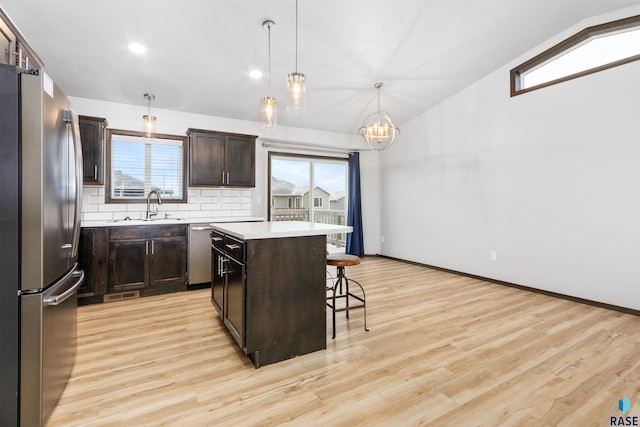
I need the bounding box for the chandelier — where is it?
[358,82,399,151]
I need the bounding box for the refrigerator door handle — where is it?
[63,109,83,259]
[43,269,85,306]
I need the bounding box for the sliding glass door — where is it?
[269,153,348,253]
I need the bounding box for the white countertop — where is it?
[82,216,264,228]
[210,221,353,240]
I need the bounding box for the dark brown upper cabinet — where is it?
[187,128,256,188]
[1,8,43,69]
[79,115,108,185]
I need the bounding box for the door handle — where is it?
[43,269,85,306]
[220,258,228,275]
[63,109,83,259]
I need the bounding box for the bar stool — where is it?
[326,253,369,339]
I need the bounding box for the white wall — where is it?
[70,98,381,253]
[380,6,640,310]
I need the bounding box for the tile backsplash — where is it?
[82,187,253,222]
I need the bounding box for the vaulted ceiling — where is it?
[2,0,639,134]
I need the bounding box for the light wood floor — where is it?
[46,256,640,426]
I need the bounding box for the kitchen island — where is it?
[210,221,352,368]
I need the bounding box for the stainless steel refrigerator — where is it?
[0,63,84,426]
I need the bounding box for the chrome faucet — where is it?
[146,190,162,220]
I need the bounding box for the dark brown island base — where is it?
[210,221,352,368]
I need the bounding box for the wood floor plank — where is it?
[45,256,640,426]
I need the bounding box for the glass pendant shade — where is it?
[287,72,306,113]
[286,0,306,114]
[142,93,156,138]
[261,20,277,129]
[261,96,278,129]
[143,114,156,138]
[358,82,399,151]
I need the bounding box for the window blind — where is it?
[110,136,183,200]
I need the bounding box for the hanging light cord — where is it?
[295,0,298,73]
[267,23,272,97]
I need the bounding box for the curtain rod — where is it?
[259,138,370,155]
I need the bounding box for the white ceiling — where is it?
[2,0,640,134]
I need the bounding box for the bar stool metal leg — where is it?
[327,264,368,339]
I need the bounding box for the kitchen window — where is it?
[268,152,348,252]
[511,14,640,96]
[105,129,187,203]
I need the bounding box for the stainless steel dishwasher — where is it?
[188,224,215,289]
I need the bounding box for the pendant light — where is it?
[286,0,306,114]
[142,93,156,138]
[358,82,400,151]
[261,20,277,129]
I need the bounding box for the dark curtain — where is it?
[346,152,364,256]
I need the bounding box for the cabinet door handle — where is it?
[151,240,155,255]
[212,237,223,242]
[145,241,149,255]
[94,165,98,180]
[226,244,241,250]
[226,172,230,184]
[222,171,225,183]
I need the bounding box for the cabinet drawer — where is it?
[148,224,187,238]
[224,235,245,262]
[211,230,225,250]
[109,224,187,241]
[109,226,147,240]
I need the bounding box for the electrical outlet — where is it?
[490,250,497,261]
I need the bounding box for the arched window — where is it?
[511,15,640,96]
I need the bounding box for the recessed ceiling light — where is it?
[129,43,147,54]
[249,69,263,79]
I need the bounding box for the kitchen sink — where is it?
[107,217,185,224]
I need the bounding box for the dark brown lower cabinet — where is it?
[77,227,108,305]
[108,225,188,297]
[149,237,188,288]
[78,225,188,304]
[210,231,225,316]
[211,232,326,368]
[108,239,148,292]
